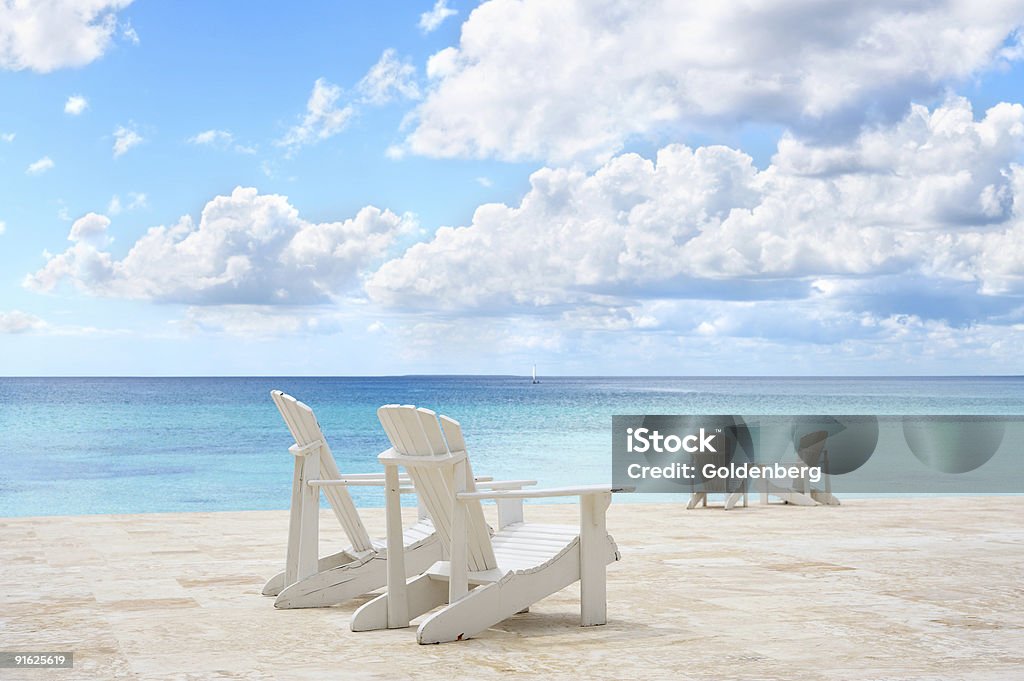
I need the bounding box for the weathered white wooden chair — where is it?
[687,439,748,510]
[351,405,621,644]
[759,430,840,506]
[262,391,441,608]
[687,488,748,510]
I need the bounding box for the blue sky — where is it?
[2,0,1024,376]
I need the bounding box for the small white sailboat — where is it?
[531,364,540,384]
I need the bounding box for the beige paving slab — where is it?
[0,498,1022,680]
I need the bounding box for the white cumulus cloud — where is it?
[368,99,1024,323]
[107,192,146,215]
[26,186,413,306]
[188,129,232,146]
[419,0,458,34]
[358,49,420,104]
[188,129,256,154]
[0,0,135,72]
[177,305,344,337]
[112,124,142,157]
[26,156,55,175]
[0,310,46,334]
[121,21,138,45]
[404,0,1024,163]
[1,132,14,142]
[276,78,353,154]
[67,212,113,247]
[64,94,88,114]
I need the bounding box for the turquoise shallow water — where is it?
[1,376,1023,516]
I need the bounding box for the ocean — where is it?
[2,376,1023,516]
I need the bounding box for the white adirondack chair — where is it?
[687,443,749,511]
[262,391,442,609]
[687,489,748,510]
[350,405,621,644]
[759,430,840,507]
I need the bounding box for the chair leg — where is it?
[351,573,449,632]
[297,453,320,581]
[275,556,383,609]
[416,558,586,644]
[580,493,610,627]
[263,548,358,596]
[284,456,306,588]
[383,464,408,628]
[350,591,389,632]
[416,580,509,644]
[280,538,444,608]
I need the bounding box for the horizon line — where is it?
[2,374,1022,380]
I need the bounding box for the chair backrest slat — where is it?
[409,468,452,548]
[377,405,497,571]
[440,416,465,451]
[417,409,449,454]
[272,391,373,552]
[437,415,494,568]
[378,404,411,454]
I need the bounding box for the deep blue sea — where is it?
[2,376,1023,516]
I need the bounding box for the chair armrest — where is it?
[307,473,491,483]
[456,484,623,501]
[308,477,417,494]
[306,473,493,488]
[473,479,537,490]
[331,473,395,480]
[288,440,325,457]
[470,481,539,529]
[308,476,410,487]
